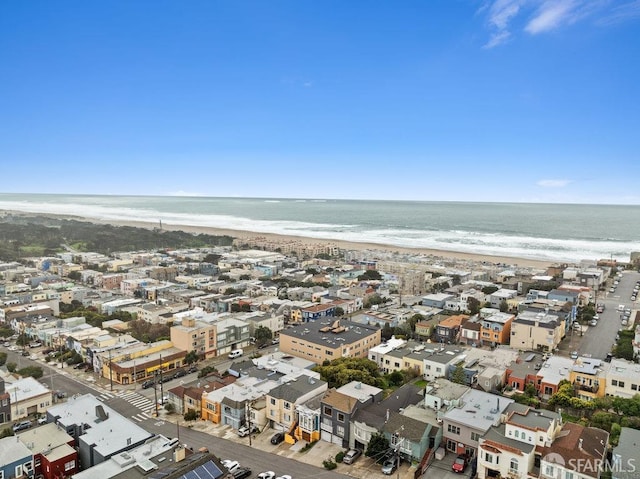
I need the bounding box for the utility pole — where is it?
[154,370,159,417]
[132,360,136,390]
[159,353,164,401]
[247,401,253,447]
[108,349,113,391]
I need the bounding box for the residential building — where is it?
[422,344,467,382]
[349,382,423,452]
[540,423,609,479]
[435,314,469,344]
[487,289,517,309]
[605,358,640,398]
[5,376,53,420]
[279,319,381,365]
[266,374,328,441]
[0,377,11,423]
[368,336,407,369]
[480,312,514,346]
[17,422,78,479]
[460,317,482,346]
[570,357,608,401]
[612,427,640,479]
[320,381,383,448]
[46,393,153,468]
[505,351,546,393]
[477,425,535,479]
[537,355,574,397]
[443,389,514,457]
[422,293,455,309]
[509,310,566,353]
[170,316,217,358]
[0,435,33,479]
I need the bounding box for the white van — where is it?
[228,349,243,359]
[618,304,625,312]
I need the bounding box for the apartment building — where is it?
[480,312,514,346]
[570,357,609,401]
[279,319,381,365]
[170,316,217,358]
[509,310,565,353]
[605,358,640,398]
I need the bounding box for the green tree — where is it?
[313,357,383,389]
[254,326,273,346]
[6,362,16,373]
[451,362,466,385]
[0,352,7,367]
[407,314,424,333]
[17,366,44,379]
[334,307,345,317]
[499,299,509,312]
[0,427,14,438]
[184,350,199,365]
[482,286,499,295]
[467,297,481,315]
[358,270,382,281]
[365,432,390,462]
[386,370,405,387]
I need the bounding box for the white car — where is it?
[570,351,579,359]
[276,475,292,479]
[222,460,240,473]
[257,472,275,479]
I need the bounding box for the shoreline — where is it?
[0,210,552,269]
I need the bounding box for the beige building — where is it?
[509,311,566,352]
[6,377,53,420]
[170,317,217,358]
[279,319,381,364]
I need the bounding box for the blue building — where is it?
[0,436,33,479]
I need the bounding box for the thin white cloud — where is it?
[537,179,572,188]
[598,0,640,26]
[480,0,640,47]
[482,0,526,48]
[525,0,579,34]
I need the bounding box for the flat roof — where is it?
[280,319,379,348]
[444,389,514,432]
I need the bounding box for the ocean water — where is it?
[0,193,639,264]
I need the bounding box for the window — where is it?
[484,452,494,463]
[565,472,574,479]
[64,460,75,471]
[514,430,520,439]
[619,381,625,388]
[633,384,638,391]
[612,380,618,386]
[544,465,555,476]
[270,398,276,405]
[336,425,345,437]
[471,432,481,441]
[510,459,518,472]
[447,424,460,435]
[323,406,332,416]
[337,412,345,422]
[284,402,291,410]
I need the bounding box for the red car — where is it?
[452,454,469,473]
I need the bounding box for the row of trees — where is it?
[313,357,418,390]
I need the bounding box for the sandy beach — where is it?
[97,217,553,270]
[0,210,553,269]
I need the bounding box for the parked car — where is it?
[221,460,240,473]
[270,432,285,445]
[142,379,155,389]
[452,454,470,473]
[29,341,42,348]
[275,476,292,479]
[257,472,275,479]
[13,420,32,432]
[343,449,362,465]
[570,351,579,359]
[55,390,66,399]
[187,365,198,373]
[232,468,252,479]
[37,416,48,425]
[589,319,598,327]
[174,369,186,378]
[381,457,397,475]
[237,425,259,437]
[21,350,30,356]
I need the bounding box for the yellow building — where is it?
[569,357,607,400]
[99,340,186,386]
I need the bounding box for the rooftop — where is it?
[279,319,379,348]
[444,389,514,432]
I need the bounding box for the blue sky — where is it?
[1,1,639,204]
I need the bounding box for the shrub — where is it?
[184,409,198,421]
[6,362,17,373]
[335,451,345,463]
[323,459,337,470]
